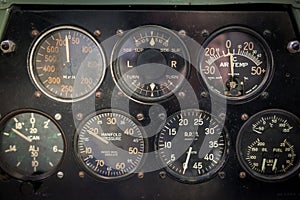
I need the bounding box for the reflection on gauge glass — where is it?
[75,110,146,180]
[28,26,106,102]
[0,110,66,181]
[237,109,300,181]
[156,109,228,183]
[111,25,190,103]
[199,26,273,103]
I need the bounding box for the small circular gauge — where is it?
[199,26,273,103]
[0,110,66,181]
[156,109,228,183]
[75,110,146,180]
[28,26,106,102]
[237,109,300,181]
[111,25,190,103]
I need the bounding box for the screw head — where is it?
[239,171,247,179]
[34,91,42,98]
[137,172,144,179]
[94,30,101,37]
[159,171,167,179]
[136,113,145,121]
[31,30,39,37]
[76,113,83,121]
[55,113,62,121]
[241,113,249,121]
[79,171,85,178]
[201,29,209,38]
[57,171,64,179]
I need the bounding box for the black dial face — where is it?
[156,109,228,183]
[199,27,272,102]
[75,110,146,180]
[29,26,106,102]
[0,110,65,181]
[111,25,190,103]
[237,109,300,181]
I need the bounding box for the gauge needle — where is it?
[229,53,235,78]
[183,147,192,175]
[261,158,266,172]
[272,158,278,171]
[86,129,109,145]
[11,128,32,143]
[65,35,70,63]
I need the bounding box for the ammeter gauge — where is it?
[111,25,190,103]
[199,26,273,103]
[237,109,300,181]
[28,26,106,102]
[74,110,146,180]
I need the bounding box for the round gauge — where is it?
[28,26,106,102]
[237,109,300,181]
[199,26,273,103]
[111,25,190,103]
[156,109,228,183]
[0,110,66,181]
[75,110,146,180]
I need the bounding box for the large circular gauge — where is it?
[0,110,66,181]
[111,25,190,103]
[199,26,273,103]
[156,109,228,183]
[28,26,106,102]
[237,109,300,181]
[75,110,146,180]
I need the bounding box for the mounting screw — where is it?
[79,171,85,178]
[94,29,101,37]
[137,172,144,179]
[57,171,64,179]
[178,30,187,37]
[136,113,145,121]
[218,171,226,179]
[178,91,185,98]
[239,171,247,179]
[34,91,42,98]
[31,30,39,37]
[263,29,272,38]
[76,113,83,121]
[55,113,62,121]
[0,40,15,53]
[241,113,249,121]
[261,91,269,99]
[117,29,124,37]
[95,91,103,98]
[201,91,208,98]
[159,171,167,179]
[201,29,209,38]
[287,40,300,53]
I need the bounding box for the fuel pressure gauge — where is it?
[199,26,273,103]
[237,109,300,181]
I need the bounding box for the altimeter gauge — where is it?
[0,110,66,181]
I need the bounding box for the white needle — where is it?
[183,147,193,175]
[272,158,278,171]
[11,128,32,143]
[65,35,70,63]
[86,129,109,144]
[229,53,235,78]
[261,158,266,172]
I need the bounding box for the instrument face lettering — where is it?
[111,25,190,103]
[75,110,146,180]
[156,109,228,183]
[237,109,300,181]
[199,27,273,103]
[0,110,66,181]
[28,26,106,102]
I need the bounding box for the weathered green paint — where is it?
[0,0,299,39]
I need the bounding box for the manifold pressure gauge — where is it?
[28,26,106,102]
[0,110,66,181]
[75,110,146,180]
[199,26,273,103]
[237,109,300,181]
[111,25,190,103]
[156,109,228,183]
